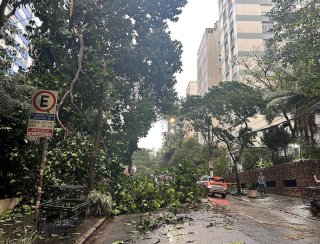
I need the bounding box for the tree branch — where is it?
[56,33,85,137]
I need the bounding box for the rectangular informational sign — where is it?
[27,90,58,138]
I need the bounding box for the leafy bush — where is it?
[170,160,206,204]
[112,160,206,214]
[112,176,165,214]
[88,190,114,217]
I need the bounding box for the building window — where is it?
[266,181,276,187]
[283,179,297,187]
[262,21,274,33]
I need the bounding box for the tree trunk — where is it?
[226,142,242,195]
[282,110,295,138]
[234,160,241,194]
[309,117,316,146]
[127,137,138,174]
[302,115,310,144]
[88,63,108,191]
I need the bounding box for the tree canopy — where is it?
[0,0,187,197]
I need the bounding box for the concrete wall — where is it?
[0,198,21,214]
[225,160,320,198]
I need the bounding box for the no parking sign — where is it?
[27,90,58,137]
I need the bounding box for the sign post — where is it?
[27,90,58,229]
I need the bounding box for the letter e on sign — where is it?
[31,90,58,114]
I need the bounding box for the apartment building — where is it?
[185,81,198,138]
[186,81,198,96]
[1,3,33,72]
[218,0,274,81]
[197,22,221,96]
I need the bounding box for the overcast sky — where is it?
[138,0,219,150]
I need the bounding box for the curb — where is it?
[76,217,107,244]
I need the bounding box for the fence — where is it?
[225,160,320,198]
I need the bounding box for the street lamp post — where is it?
[168,117,176,132]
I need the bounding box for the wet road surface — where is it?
[86,195,320,244]
[226,196,320,243]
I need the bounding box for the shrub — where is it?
[88,190,114,217]
[112,175,164,214]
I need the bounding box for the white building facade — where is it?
[1,2,33,71]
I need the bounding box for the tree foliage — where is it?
[181,95,216,158]
[132,148,158,176]
[239,0,320,150]
[206,81,264,194]
[268,0,320,96]
[0,0,187,198]
[166,137,208,166]
[112,160,206,214]
[177,82,264,194]
[262,126,292,164]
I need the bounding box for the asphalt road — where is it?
[86,196,320,244]
[227,196,320,243]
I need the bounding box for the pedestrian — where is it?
[258,172,267,196]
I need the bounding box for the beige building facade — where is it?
[218,0,274,81]
[185,81,198,138]
[197,22,221,96]
[186,81,198,96]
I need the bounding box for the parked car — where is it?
[197,175,228,198]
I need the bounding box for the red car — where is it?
[197,176,228,198]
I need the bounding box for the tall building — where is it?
[197,22,221,96]
[1,3,33,72]
[218,0,274,81]
[185,81,198,138]
[186,81,198,96]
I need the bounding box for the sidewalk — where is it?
[230,192,318,220]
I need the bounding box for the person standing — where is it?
[258,172,267,196]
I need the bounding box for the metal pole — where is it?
[34,137,48,229]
